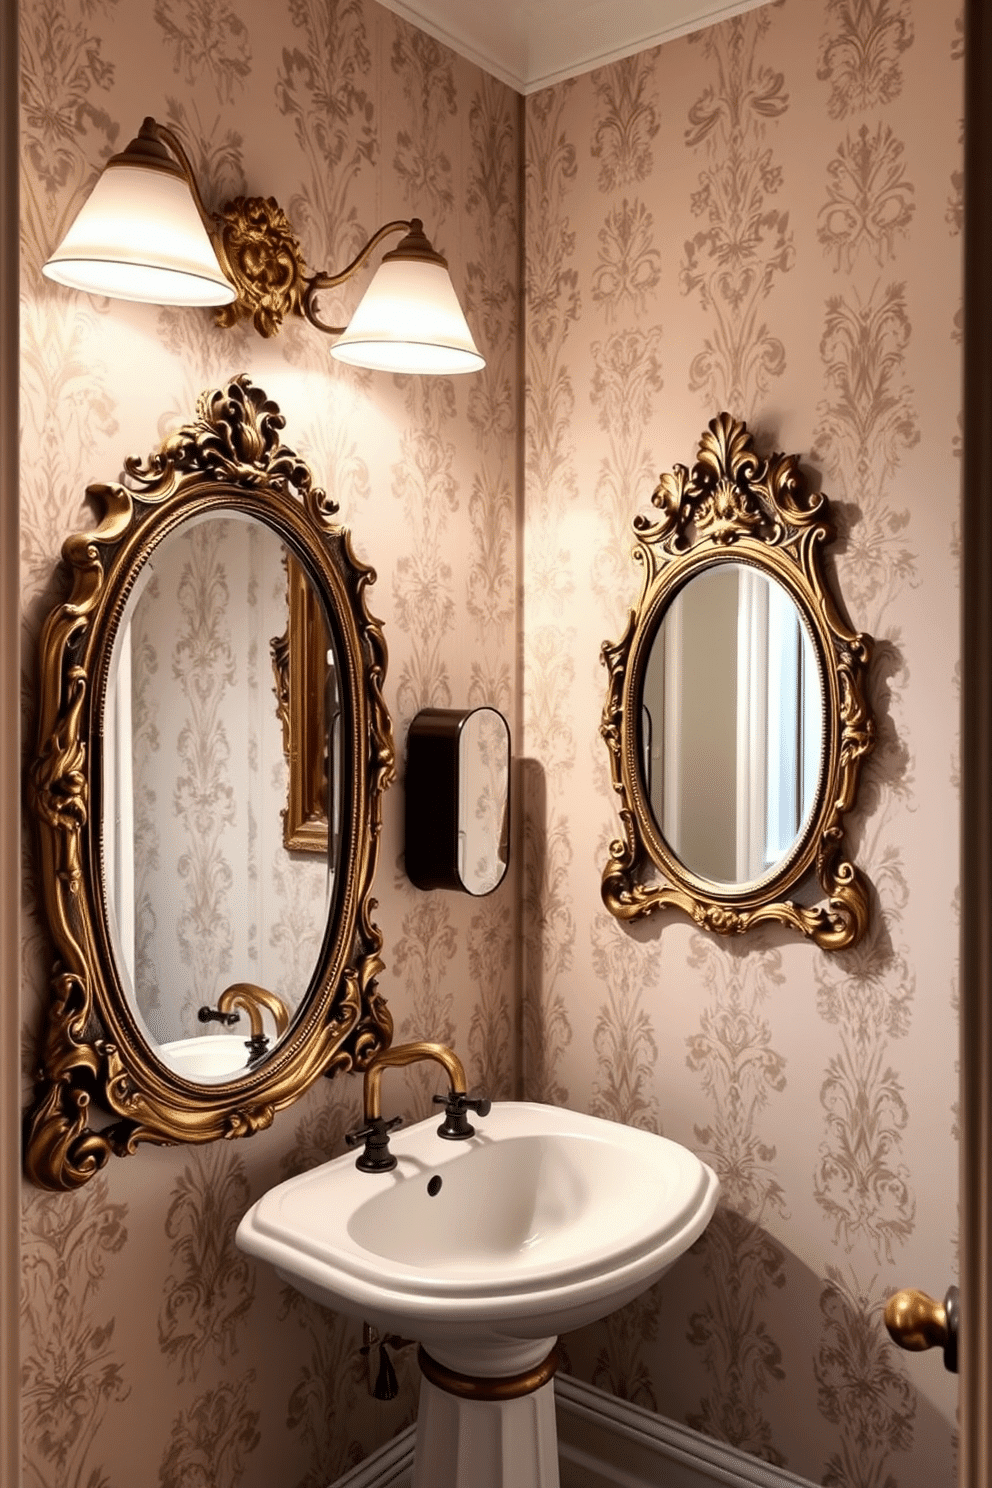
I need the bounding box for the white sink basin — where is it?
[236,1101,718,1368]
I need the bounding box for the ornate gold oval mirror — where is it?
[25,377,395,1189]
[601,413,875,949]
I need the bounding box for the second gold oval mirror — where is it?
[601,413,875,949]
[25,377,395,1189]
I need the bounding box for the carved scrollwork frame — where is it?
[600,412,875,949]
[24,376,395,1189]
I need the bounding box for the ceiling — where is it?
[375,0,768,94]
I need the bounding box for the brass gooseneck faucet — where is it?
[346,1040,491,1172]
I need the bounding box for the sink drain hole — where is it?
[427,1176,442,1197]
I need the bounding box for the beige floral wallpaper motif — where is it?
[156,1147,260,1488]
[129,587,162,1018]
[164,522,240,1032]
[21,1181,128,1488]
[158,1146,255,1380]
[807,3,930,1481]
[683,939,789,1462]
[814,1267,916,1488]
[19,0,961,1485]
[274,1099,403,1488]
[522,0,959,1484]
[817,0,913,118]
[582,62,667,1143]
[19,2,518,1486]
[680,12,793,414]
[817,122,915,270]
[159,1375,260,1488]
[155,0,251,102]
[522,83,579,1109]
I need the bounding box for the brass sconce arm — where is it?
[301,219,437,335]
[132,117,213,227]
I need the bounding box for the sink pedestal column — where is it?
[412,1341,560,1488]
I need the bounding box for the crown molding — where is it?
[375,0,770,94]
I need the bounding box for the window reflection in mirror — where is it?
[641,562,823,887]
[102,511,336,1079]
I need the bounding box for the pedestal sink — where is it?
[236,1101,718,1488]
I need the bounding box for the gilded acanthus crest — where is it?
[639,411,826,558]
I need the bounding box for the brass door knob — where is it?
[884,1285,959,1373]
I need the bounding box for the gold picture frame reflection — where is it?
[271,553,333,854]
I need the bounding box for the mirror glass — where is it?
[458,708,510,895]
[640,562,823,887]
[102,511,339,1082]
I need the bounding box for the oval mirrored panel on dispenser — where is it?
[405,707,510,896]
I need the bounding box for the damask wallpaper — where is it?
[521,1,961,1484]
[18,0,960,1486]
[19,1,519,1484]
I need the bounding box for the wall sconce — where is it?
[42,117,485,376]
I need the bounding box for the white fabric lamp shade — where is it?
[43,161,236,307]
[330,257,485,375]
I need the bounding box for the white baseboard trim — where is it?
[327,1425,416,1488]
[326,1374,816,1488]
[555,1375,816,1488]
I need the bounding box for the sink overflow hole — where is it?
[427,1176,442,1197]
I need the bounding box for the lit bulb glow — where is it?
[43,164,235,307]
[330,258,485,375]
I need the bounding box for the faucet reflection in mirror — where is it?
[199,982,291,1066]
[42,116,484,376]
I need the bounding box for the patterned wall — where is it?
[18,1,519,1484]
[19,0,962,1485]
[521,1,961,1485]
